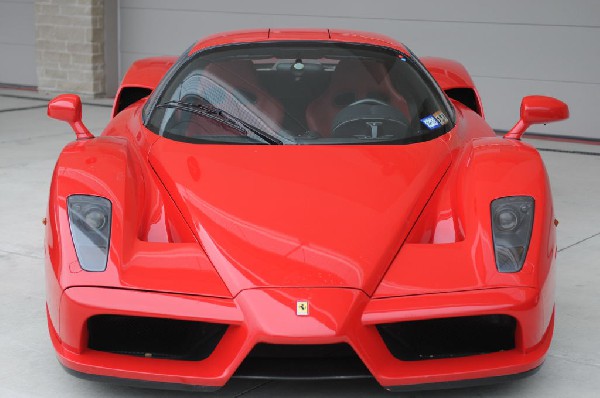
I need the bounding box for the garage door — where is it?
[0,0,37,87]
[118,0,600,139]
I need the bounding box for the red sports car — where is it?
[45,29,568,391]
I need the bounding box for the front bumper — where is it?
[49,285,553,391]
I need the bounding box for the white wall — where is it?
[0,0,37,86]
[119,0,600,138]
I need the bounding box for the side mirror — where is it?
[48,94,94,140]
[504,95,569,140]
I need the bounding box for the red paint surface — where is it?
[48,94,94,140]
[148,139,451,295]
[45,29,563,390]
[505,96,569,140]
[111,56,176,117]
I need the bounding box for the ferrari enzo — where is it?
[45,29,568,391]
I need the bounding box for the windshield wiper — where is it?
[156,100,283,145]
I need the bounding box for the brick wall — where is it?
[35,0,104,96]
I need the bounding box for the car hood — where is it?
[149,138,451,295]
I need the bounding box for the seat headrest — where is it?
[204,59,259,87]
[330,59,387,86]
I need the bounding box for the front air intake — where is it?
[377,314,516,361]
[234,343,371,379]
[87,315,227,361]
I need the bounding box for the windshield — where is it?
[146,42,454,145]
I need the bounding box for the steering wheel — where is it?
[348,98,388,107]
[331,99,408,138]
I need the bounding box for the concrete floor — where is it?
[1,91,599,397]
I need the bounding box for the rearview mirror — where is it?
[48,94,94,140]
[504,95,569,140]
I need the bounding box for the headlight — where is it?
[491,196,534,273]
[67,195,112,272]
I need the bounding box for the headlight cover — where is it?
[491,196,534,273]
[67,195,112,272]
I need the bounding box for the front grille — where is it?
[377,314,516,361]
[234,343,371,379]
[87,315,227,361]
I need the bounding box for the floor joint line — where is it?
[558,231,600,252]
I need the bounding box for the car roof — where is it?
[188,28,411,56]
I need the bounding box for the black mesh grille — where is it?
[116,87,152,114]
[377,314,516,361]
[445,87,481,115]
[234,343,371,379]
[87,315,227,361]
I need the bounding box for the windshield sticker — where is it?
[433,111,449,125]
[421,115,441,130]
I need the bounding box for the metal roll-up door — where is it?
[117,0,600,138]
[0,0,37,87]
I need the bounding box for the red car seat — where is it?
[305,59,410,136]
[202,60,285,127]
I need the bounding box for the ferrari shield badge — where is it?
[296,300,309,316]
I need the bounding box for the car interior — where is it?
[154,44,451,143]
